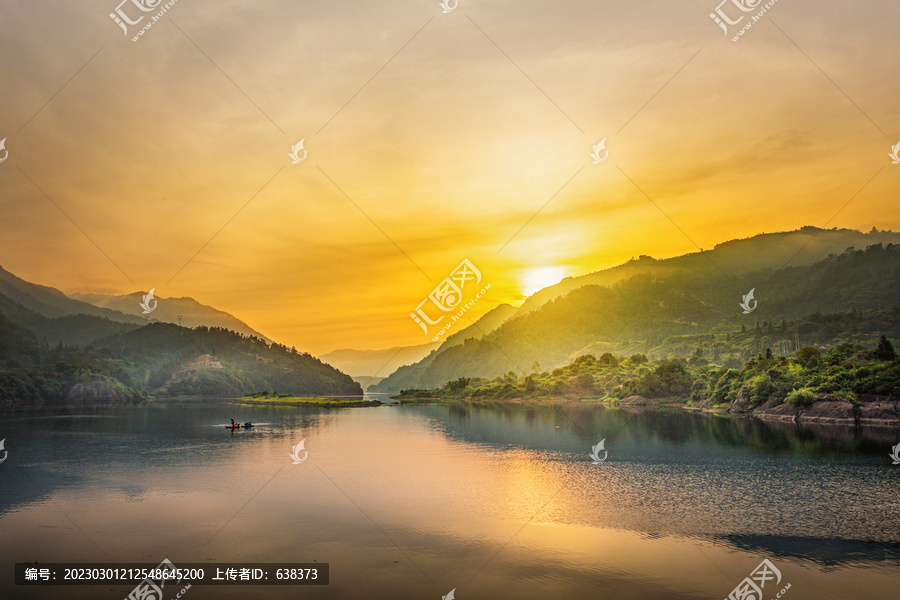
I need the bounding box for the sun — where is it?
[520,266,568,297]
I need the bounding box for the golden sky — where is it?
[0,0,898,354]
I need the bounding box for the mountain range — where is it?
[0,266,268,346]
[70,291,271,342]
[371,227,900,392]
[320,342,440,378]
[0,267,358,405]
[2,226,899,403]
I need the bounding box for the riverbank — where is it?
[394,394,595,407]
[687,392,900,426]
[392,392,900,427]
[392,394,686,409]
[393,340,900,427]
[233,393,382,407]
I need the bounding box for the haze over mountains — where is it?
[0,265,269,345]
[0,266,146,325]
[513,226,900,316]
[0,266,359,404]
[70,291,271,342]
[321,343,440,379]
[372,227,900,392]
[1,226,899,403]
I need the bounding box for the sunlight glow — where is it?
[521,266,568,297]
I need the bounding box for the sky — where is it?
[0,0,898,354]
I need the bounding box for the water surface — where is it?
[1,398,898,599]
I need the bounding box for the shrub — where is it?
[786,387,817,406]
[795,346,821,368]
[747,374,776,406]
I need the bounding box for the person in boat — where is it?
[230,418,235,427]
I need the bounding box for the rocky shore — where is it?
[686,392,900,427]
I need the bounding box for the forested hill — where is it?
[0,315,361,407]
[515,226,900,315]
[100,323,361,397]
[373,243,900,392]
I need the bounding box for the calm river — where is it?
[1,397,898,599]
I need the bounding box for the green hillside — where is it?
[374,241,900,392]
[398,333,900,422]
[0,316,361,407]
[516,226,900,315]
[99,323,361,397]
[0,311,140,408]
[0,291,143,347]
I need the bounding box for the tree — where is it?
[524,375,536,393]
[795,346,821,368]
[628,354,648,365]
[873,336,897,361]
[573,373,595,395]
[597,353,618,367]
[446,377,471,393]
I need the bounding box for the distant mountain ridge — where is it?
[323,304,519,381]
[370,303,517,393]
[0,266,270,345]
[351,375,384,391]
[0,266,145,324]
[0,266,359,404]
[71,291,271,343]
[0,292,142,347]
[515,226,900,316]
[372,227,900,392]
[321,342,440,378]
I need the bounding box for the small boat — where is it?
[225,422,254,429]
[242,422,254,428]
